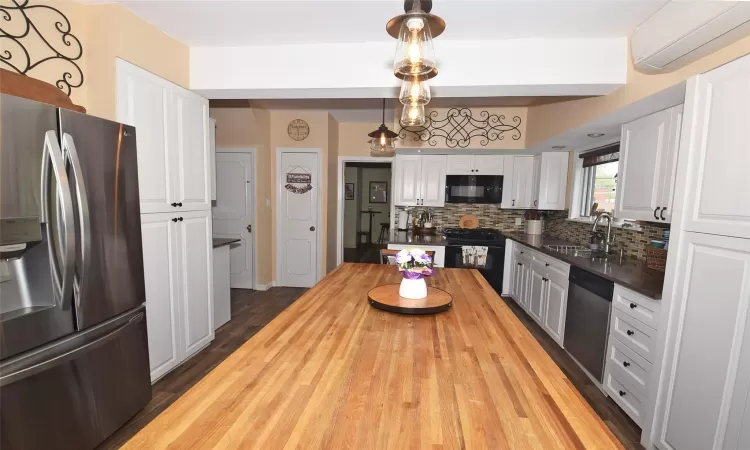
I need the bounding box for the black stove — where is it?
[443,227,506,245]
[443,227,507,294]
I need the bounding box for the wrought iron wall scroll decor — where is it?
[399,108,522,148]
[0,0,84,96]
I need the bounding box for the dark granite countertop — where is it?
[212,237,241,249]
[385,231,447,246]
[505,233,665,300]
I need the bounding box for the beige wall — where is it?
[84,4,189,120]
[326,115,340,273]
[527,36,750,146]
[0,0,189,121]
[338,122,381,157]
[210,107,273,286]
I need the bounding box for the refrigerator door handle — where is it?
[0,311,145,387]
[41,131,76,311]
[62,133,91,309]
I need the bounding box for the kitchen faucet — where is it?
[592,212,614,254]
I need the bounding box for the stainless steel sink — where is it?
[543,244,617,261]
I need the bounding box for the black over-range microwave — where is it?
[445,175,503,204]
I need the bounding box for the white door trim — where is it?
[215,147,258,289]
[336,155,395,266]
[276,147,323,286]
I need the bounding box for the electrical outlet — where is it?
[515,218,522,226]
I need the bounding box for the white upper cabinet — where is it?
[679,55,750,239]
[446,154,504,175]
[616,105,682,223]
[394,154,446,207]
[536,152,570,210]
[209,117,217,201]
[420,155,447,207]
[445,155,474,174]
[511,156,535,209]
[116,59,211,213]
[501,155,515,209]
[394,154,423,206]
[174,91,211,211]
[117,61,175,214]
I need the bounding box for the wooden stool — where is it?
[377,222,390,244]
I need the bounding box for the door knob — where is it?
[310,226,315,231]
[247,224,252,233]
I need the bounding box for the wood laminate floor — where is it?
[97,287,306,450]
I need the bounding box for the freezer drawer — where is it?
[0,306,151,450]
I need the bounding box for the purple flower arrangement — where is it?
[396,248,434,280]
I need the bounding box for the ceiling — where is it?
[100,0,668,47]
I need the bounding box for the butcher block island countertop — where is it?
[124,263,622,450]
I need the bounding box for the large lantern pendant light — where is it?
[368,99,398,157]
[387,0,445,80]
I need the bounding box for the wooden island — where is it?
[124,263,623,449]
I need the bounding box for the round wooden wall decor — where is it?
[288,119,310,141]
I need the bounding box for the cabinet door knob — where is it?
[178,217,183,221]
[172,218,178,222]
[629,302,637,309]
[660,207,667,220]
[619,390,626,397]
[623,361,631,368]
[626,329,635,336]
[517,262,522,266]
[520,251,524,254]
[178,202,183,207]
[171,202,178,207]
[545,263,550,267]
[310,226,316,231]
[654,207,660,220]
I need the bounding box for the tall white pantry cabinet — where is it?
[116,59,214,382]
[647,54,750,450]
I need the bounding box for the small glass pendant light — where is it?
[388,0,445,81]
[369,99,398,156]
[400,103,426,127]
[399,77,431,105]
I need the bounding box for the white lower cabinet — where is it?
[652,232,750,450]
[507,243,569,346]
[603,285,660,428]
[543,265,569,345]
[141,210,214,382]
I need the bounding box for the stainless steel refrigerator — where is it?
[0,93,151,449]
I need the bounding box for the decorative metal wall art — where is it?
[0,0,84,96]
[399,108,522,148]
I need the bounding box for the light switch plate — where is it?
[515,218,522,226]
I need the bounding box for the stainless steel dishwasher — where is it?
[563,266,614,382]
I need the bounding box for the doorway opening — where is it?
[342,161,392,264]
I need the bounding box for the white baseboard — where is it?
[254,282,273,291]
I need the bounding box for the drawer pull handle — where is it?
[619,390,626,397]
[626,330,635,336]
[623,361,631,368]
[629,302,637,308]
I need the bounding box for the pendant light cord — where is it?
[382,98,386,126]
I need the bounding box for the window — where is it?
[576,144,619,218]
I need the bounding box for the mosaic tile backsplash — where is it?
[397,204,669,261]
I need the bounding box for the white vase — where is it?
[526,219,543,235]
[399,277,428,299]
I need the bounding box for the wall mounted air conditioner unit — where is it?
[631,1,750,74]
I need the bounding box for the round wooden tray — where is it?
[367,284,453,315]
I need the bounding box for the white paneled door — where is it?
[279,151,319,288]
[213,152,254,289]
